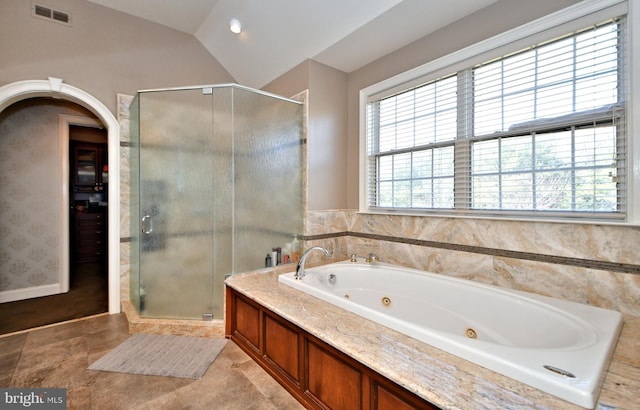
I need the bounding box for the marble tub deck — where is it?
[225,266,640,410]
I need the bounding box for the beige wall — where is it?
[263,60,311,99]
[0,0,234,114]
[264,60,348,211]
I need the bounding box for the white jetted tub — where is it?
[278,260,623,408]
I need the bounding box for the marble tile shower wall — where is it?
[118,94,133,304]
[305,210,640,317]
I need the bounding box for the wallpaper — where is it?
[0,99,95,296]
[0,102,62,292]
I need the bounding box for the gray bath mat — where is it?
[89,334,228,379]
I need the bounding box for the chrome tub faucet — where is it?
[295,246,331,280]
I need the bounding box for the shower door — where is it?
[137,88,217,319]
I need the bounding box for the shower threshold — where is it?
[121,301,224,338]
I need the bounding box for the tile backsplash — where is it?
[305,210,640,317]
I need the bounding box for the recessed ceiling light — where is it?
[229,18,242,34]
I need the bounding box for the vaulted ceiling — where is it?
[88,0,498,88]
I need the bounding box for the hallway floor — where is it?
[0,262,108,335]
[0,313,303,409]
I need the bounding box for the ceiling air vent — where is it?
[32,3,72,26]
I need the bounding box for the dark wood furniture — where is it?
[71,141,107,193]
[73,211,107,263]
[70,138,108,264]
[226,287,439,410]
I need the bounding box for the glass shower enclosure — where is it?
[129,84,304,320]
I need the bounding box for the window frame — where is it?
[359,0,639,224]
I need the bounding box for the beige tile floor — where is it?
[0,313,304,409]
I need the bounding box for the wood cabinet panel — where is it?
[226,287,440,410]
[234,295,260,350]
[307,340,362,409]
[264,314,301,384]
[375,383,433,410]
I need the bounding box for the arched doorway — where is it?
[0,78,120,314]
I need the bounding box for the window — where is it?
[364,5,629,221]
[367,75,457,208]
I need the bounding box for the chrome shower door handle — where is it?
[141,214,154,234]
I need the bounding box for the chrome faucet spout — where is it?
[295,246,331,280]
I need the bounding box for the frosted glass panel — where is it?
[129,95,140,312]
[210,88,233,318]
[139,89,215,319]
[133,85,303,321]
[231,87,303,273]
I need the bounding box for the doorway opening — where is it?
[0,78,121,322]
[0,101,109,335]
[0,77,121,314]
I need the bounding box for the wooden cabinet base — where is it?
[226,287,439,410]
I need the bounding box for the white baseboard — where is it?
[0,284,64,303]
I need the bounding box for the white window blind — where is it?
[367,75,458,208]
[366,16,627,219]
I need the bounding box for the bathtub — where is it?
[278,260,623,408]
